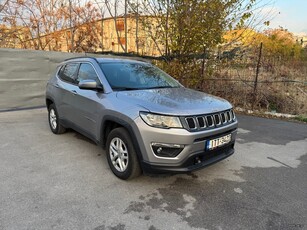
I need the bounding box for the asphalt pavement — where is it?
[0,109,306,230]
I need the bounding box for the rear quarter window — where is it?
[58,63,79,84]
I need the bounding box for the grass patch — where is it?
[294,115,307,123]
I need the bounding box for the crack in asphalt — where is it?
[267,157,294,169]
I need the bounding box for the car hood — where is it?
[116,87,232,116]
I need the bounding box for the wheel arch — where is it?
[46,97,54,109]
[100,116,144,162]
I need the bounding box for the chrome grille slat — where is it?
[184,109,236,131]
[226,111,231,121]
[231,110,236,120]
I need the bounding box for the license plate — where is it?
[206,134,231,150]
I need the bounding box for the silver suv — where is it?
[46,57,238,179]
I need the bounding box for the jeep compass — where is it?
[46,57,238,179]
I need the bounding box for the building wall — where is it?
[295,35,307,48]
[16,16,164,56]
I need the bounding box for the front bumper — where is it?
[132,117,238,173]
[141,142,234,173]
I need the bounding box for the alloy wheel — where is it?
[109,137,129,172]
[49,108,57,130]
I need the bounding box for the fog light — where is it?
[151,143,184,158]
[157,147,163,154]
[195,156,201,164]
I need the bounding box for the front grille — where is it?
[184,109,236,131]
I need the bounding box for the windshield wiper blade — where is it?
[113,86,180,91]
[112,87,139,91]
[144,86,178,89]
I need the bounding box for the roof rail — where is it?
[64,56,98,63]
[90,52,152,63]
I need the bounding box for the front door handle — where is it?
[71,90,78,95]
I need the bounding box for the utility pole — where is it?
[101,13,104,51]
[165,0,169,56]
[254,42,263,94]
[252,42,263,110]
[124,0,128,53]
[135,0,139,54]
[69,0,74,52]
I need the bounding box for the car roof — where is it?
[96,57,149,64]
[63,56,150,64]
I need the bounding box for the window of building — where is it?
[119,37,126,45]
[116,20,125,31]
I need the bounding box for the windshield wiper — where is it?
[112,87,139,91]
[112,86,180,91]
[143,86,180,89]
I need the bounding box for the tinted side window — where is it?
[77,63,100,85]
[58,63,79,84]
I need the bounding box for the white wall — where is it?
[0,48,84,111]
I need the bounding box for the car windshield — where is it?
[99,62,181,91]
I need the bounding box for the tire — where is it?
[106,127,141,180]
[48,104,66,134]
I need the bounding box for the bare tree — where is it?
[125,0,274,58]
[105,0,127,52]
[94,0,107,51]
[69,1,102,52]
[1,0,68,50]
[0,0,9,13]
[1,0,101,51]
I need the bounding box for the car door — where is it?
[70,62,103,140]
[56,63,80,122]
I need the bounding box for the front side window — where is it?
[58,63,79,84]
[77,63,100,85]
[99,62,181,91]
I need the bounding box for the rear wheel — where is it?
[48,104,66,134]
[106,127,141,180]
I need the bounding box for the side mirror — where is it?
[78,80,103,91]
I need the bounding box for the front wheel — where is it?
[106,127,141,180]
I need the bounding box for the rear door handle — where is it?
[71,90,78,95]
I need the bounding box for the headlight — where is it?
[140,112,182,128]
